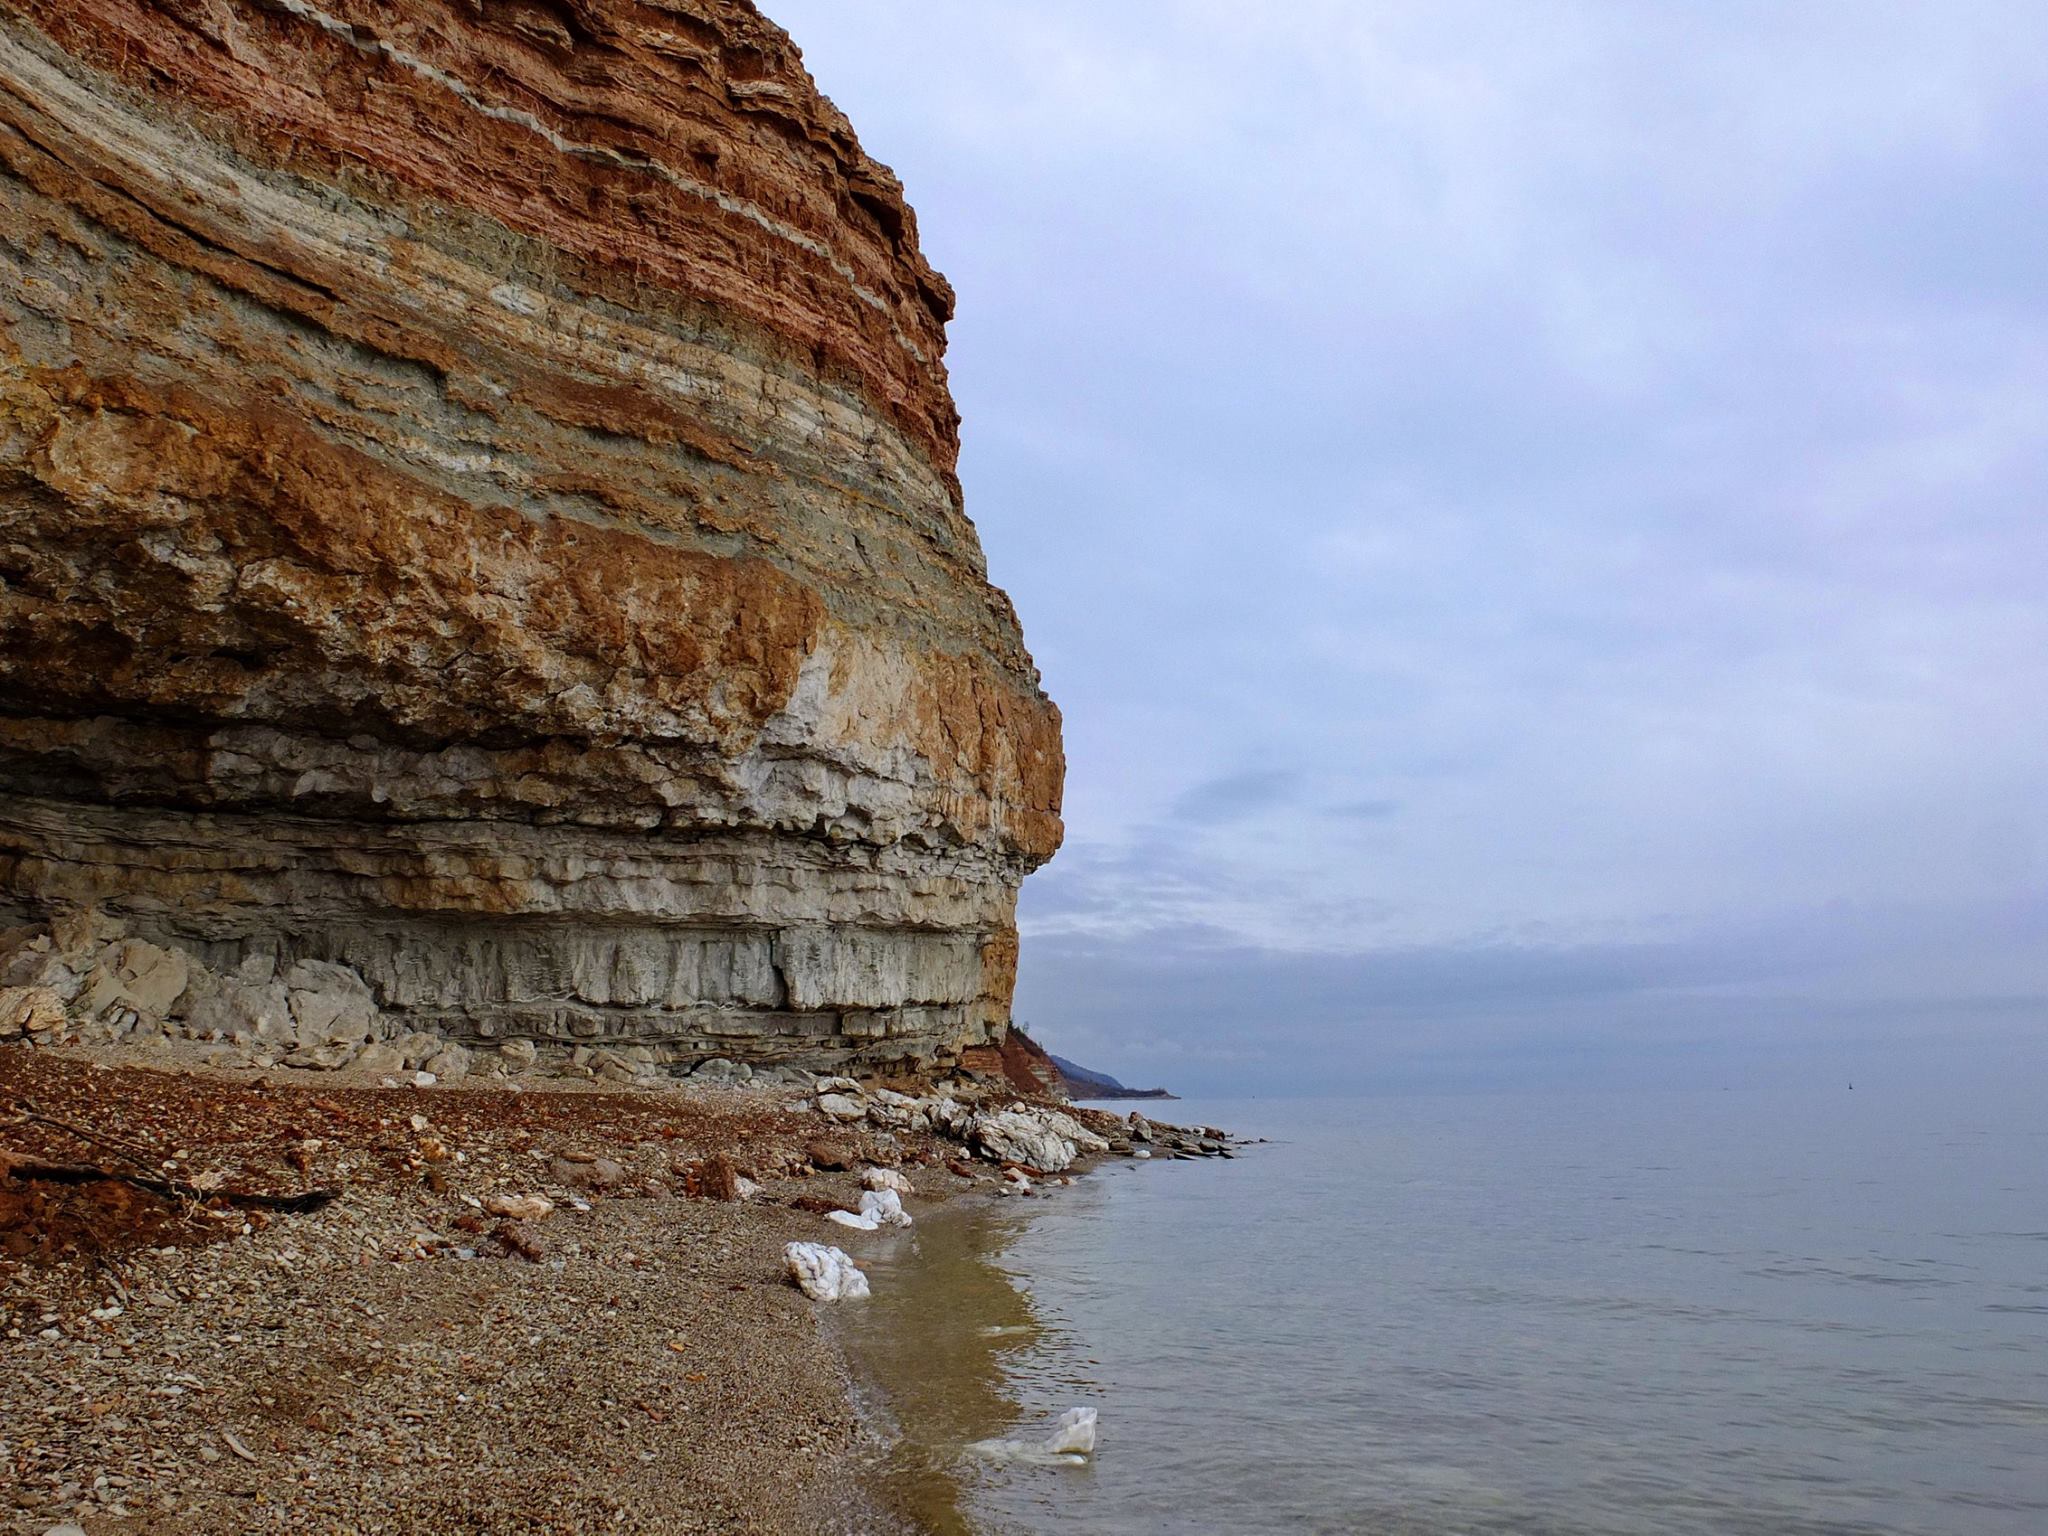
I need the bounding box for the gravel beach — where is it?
[0,1031,1236,1535]
[1,1050,947,1535]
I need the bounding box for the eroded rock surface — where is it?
[0,0,1062,1072]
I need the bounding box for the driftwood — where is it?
[9,1099,166,1176]
[0,1148,340,1214]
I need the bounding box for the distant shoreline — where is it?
[1045,1049,1178,1101]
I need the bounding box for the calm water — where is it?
[837,1085,2048,1535]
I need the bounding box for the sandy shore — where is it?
[1,1049,982,1535]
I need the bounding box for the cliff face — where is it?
[0,0,1062,1071]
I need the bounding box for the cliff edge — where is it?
[0,0,1062,1074]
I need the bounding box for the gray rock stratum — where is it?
[0,0,1063,1073]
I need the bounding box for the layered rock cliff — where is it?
[0,0,1062,1072]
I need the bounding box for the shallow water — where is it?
[840,1084,2048,1534]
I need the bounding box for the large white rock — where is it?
[784,1242,870,1301]
[858,1187,912,1228]
[1032,1109,1113,1155]
[968,1108,1077,1172]
[862,1167,914,1195]
[180,974,295,1043]
[816,1092,867,1122]
[423,1044,474,1080]
[89,938,192,1018]
[826,1209,879,1231]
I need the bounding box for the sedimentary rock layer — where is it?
[0,0,1062,1069]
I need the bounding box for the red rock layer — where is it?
[8,0,960,468]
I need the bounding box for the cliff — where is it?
[0,0,1062,1073]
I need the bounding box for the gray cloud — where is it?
[1328,799,1400,821]
[773,0,2048,1090]
[1169,771,1298,826]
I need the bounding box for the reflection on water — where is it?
[830,1195,1065,1533]
[836,1085,2048,1536]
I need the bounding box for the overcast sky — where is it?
[772,1,2048,1095]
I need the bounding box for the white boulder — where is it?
[86,938,192,1019]
[862,1167,914,1195]
[1033,1109,1112,1155]
[423,1044,473,1080]
[784,1242,869,1301]
[282,959,377,1046]
[927,1095,971,1131]
[858,1188,912,1228]
[863,1086,925,1130]
[968,1108,1076,1172]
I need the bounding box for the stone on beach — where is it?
[702,1153,745,1202]
[482,1193,554,1221]
[857,1188,912,1228]
[784,1243,870,1302]
[966,1104,1109,1172]
[862,1167,914,1195]
[815,1093,866,1122]
[806,1139,857,1172]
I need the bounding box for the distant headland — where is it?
[1049,1053,1178,1101]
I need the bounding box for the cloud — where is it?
[771,0,2048,1089]
[1014,894,2048,1095]
[1328,799,1400,821]
[1168,770,1298,826]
